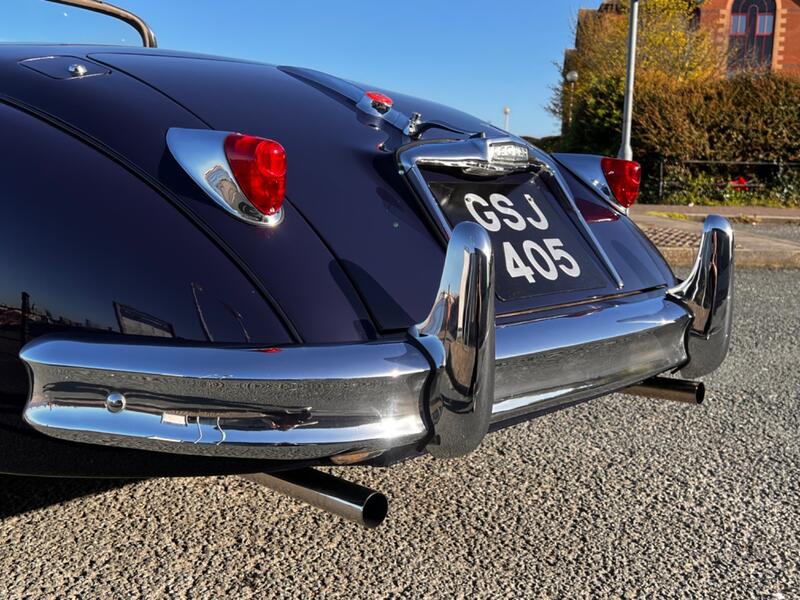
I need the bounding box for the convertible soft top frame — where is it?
[44,0,158,47]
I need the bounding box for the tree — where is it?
[551,0,720,151]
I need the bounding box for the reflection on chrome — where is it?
[669,215,735,378]
[22,339,432,459]
[414,222,495,459]
[492,387,579,417]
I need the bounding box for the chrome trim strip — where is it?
[166,128,284,228]
[413,222,495,458]
[279,67,418,136]
[529,148,625,288]
[403,160,453,241]
[669,215,735,378]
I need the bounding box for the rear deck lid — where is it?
[89,51,672,329]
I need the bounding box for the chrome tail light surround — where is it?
[551,153,630,214]
[166,128,284,228]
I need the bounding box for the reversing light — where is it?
[601,157,641,209]
[224,133,287,216]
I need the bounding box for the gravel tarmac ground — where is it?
[1,268,798,599]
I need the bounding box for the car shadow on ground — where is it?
[0,475,132,520]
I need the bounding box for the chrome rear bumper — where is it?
[21,217,734,463]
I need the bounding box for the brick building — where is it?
[700,0,800,74]
[567,0,800,75]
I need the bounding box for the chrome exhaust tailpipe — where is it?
[244,468,388,529]
[625,376,705,405]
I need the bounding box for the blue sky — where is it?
[3,0,584,137]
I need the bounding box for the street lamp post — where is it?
[565,70,579,127]
[503,106,511,131]
[618,0,640,161]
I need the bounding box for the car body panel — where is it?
[88,50,676,327]
[90,51,449,331]
[0,46,677,340]
[0,46,375,344]
[0,101,293,397]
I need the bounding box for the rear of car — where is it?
[0,47,734,468]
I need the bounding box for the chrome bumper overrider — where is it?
[21,217,734,462]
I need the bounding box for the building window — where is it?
[731,14,747,35]
[728,0,776,71]
[756,14,774,35]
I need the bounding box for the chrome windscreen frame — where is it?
[44,0,158,48]
[397,137,624,289]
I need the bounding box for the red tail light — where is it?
[224,133,287,216]
[601,157,641,209]
[365,91,393,113]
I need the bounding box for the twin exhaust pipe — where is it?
[245,376,703,529]
[624,376,705,405]
[244,468,388,529]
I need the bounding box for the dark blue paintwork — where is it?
[90,51,448,331]
[0,101,292,400]
[84,50,674,327]
[0,42,678,345]
[0,46,376,345]
[0,46,675,348]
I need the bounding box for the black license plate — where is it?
[427,172,609,301]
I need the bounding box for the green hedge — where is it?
[558,72,800,206]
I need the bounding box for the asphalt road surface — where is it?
[1,268,798,599]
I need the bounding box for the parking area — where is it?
[1,267,798,599]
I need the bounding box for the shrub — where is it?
[635,72,800,164]
[560,72,800,205]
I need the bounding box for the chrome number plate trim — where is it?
[397,138,624,289]
[431,183,608,301]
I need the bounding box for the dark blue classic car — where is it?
[0,1,733,527]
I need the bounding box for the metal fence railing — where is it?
[652,159,800,205]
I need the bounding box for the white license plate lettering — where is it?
[503,241,536,283]
[523,240,559,281]
[466,192,583,286]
